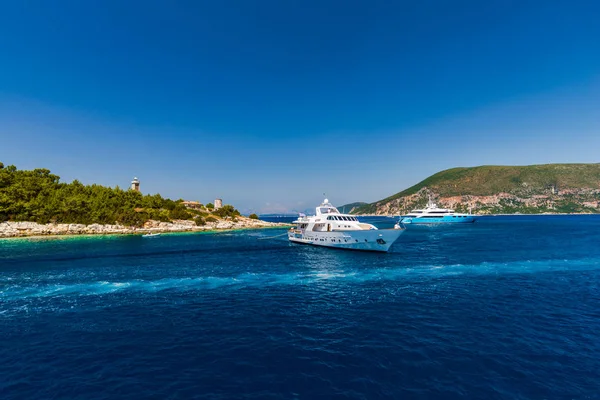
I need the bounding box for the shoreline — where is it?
[0,218,291,240]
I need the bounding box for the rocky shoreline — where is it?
[0,217,290,239]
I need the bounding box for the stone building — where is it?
[214,198,223,210]
[182,201,203,210]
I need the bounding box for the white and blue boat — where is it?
[288,198,405,252]
[400,198,476,224]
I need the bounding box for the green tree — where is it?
[0,162,213,226]
[213,205,240,218]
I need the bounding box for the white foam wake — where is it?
[1,257,599,301]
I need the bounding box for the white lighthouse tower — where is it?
[131,177,140,192]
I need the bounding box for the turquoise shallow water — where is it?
[1,216,600,399]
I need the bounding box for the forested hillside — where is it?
[337,202,367,214]
[0,162,239,226]
[353,164,600,215]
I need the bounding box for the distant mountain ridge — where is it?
[353,163,600,215]
[337,202,368,214]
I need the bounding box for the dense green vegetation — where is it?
[0,162,240,226]
[249,213,259,220]
[353,164,600,214]
[212,205,241,218]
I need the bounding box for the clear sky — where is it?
[1,0,599,214]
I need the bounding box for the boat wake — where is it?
[2,257,599,304]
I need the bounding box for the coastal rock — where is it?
[0,217,289,238]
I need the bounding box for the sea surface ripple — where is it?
[1,216,600,399]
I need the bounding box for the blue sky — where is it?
[1,0,599,213]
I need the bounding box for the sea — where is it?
[1,215,600,399]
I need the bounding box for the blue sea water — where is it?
[1,216,600,399]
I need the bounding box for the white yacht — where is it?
[400,198,476,224]
[288,199,405,252]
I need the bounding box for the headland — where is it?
[0,162,290,239]
[345,164,600,215]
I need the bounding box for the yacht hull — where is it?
[401,216,476,224]
[288,228,404,252]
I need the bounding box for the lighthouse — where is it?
[131,177,140,192]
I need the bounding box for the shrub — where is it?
[168,207,192,220]
[205,216,218,223]
[213,205,240,218]
[116,210,148,227]
[249,213,259,220]
[195,217,205,226]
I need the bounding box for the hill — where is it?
[337,202,367,214]
[0,162,240,227]
[353,163,600,215]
